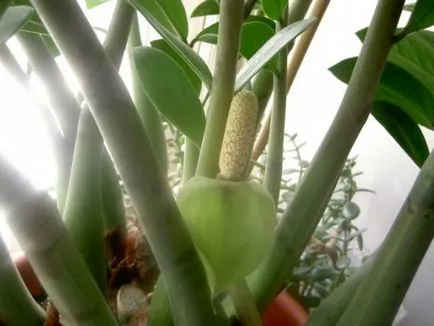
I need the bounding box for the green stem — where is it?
[263,17,288,203]
[249,0,405,311]
[0,235,45,326]
[337,152,434,325]
[100,0,133,235]
[63,0,134,294]
[30,1,220,325]
[63,108,107,295]
[196,0,244,178]
[182,138,199,184]
[103,0,134,69]
[0,154,117,325]
[101,151,126,233]
[228,280,262,326]
[17,32,81,211]
[128,13,168,173]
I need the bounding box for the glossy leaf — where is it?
[132,47,205,146]
[191,0,219,17]
[241,21,275,59]
[403,0,434,34]
[235,18,316,90]
[0,6,33,46]
[192,21,218,44]
[330,58,434,129]
[85,0,111,8]
[151,39,202,95]
[193,18,276,71]
[372,101,429,167]
[130,0,213,89]
[129,0,188,41]
[262,0,288,21]
[357,29,434,93]
[389,30,434,92]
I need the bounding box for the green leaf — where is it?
[330,58,434,129]
[403,0,434,34]
[19,20,60,56]
[389,30,434,93]
[130,0,213,90]
[262,0,288,21]
[129,0,188,41]
[20,19,48,34]
[357,28,434,92]
[12,0,60,56]
[0,0,11,18]
[240,21,275,59]
[132,47,205,146]
[235,18,316,91]
[151,39,202,95]
[372,101,429,167]
[85,0,111,8]
[193,17,276,70]
[191,0,219,17]
[0,6,33,46]
[192,21,218,44]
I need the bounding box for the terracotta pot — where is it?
[262,291,309,326]
[12,251,44,298]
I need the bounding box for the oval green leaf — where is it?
[330,58,434,129]
[241,21,275,59]
[132,47,205,146]
[235,18,316,91]
[0,6,33,46]
[372,101,429,167]
[130,0,213,90]
[403,0,434,34]
[262,0,288,21]
[193,18,276,71]
[150,38,202,95]
[389,30,434,93]
[191,0,219,17]
[357,29,434,93]
[130,0,188,41]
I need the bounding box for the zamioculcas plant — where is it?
[0,0,433,325]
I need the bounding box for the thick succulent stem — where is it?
[228,279,262,326]
[0,154,117,325]
[337,150,434,325]
[263,16,288,203]
[63,108,107,295]
[29,1,220,324]
[63,0,134,295]
[196,0,244,178]
[249,0,405,311]
[0,235,45,326]
[128,13,168,173]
